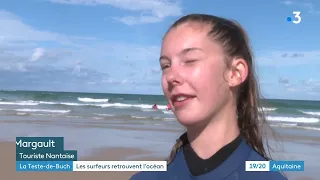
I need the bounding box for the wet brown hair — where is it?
[164,14,274,164]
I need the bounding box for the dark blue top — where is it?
[130,138,287,180]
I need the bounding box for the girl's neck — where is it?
[186,105,240,159]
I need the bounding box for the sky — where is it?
[0,0,319,100]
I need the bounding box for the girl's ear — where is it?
[227,58,248,87]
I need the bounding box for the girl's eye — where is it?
[185,59,197,64]
[161,64,170,70]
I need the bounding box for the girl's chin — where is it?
[175,112,208,127]
[177,117,202,126]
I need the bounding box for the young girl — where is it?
[131,14,287,180]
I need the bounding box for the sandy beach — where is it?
[0,115,320,180]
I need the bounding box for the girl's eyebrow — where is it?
[159,47,203,61]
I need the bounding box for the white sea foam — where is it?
[77,97,109,103]
[36,101,85,106]
[162,111,173,114]
[15,100,102,107]
[131,116,147,119]
[301,111,320,116]
[16,112,28,116]
[270,123,297,127]
[100,103,167,110]
[15,109,70,113]
[271,123,320,131]
[0,101,38,105]
[266,116,319,123]
[93,113,115,117]
[141,109,157,112]
[163,118,176,121]
[93,117,104,120]
[0,99,170,112]
[261,107,277,112]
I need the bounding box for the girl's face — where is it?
[160,23,232,126]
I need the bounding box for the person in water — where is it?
[131,14,287,180]
[152,104,158,109]
[167,103,172,110]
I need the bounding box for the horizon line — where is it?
[0,89,318,102]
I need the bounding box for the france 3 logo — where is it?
[287,11,302,24]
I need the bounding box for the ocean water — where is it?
[0,90,319,131]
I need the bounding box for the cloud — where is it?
[281,0,320,15]
[30,48,45,61]
[276,77,320,95]
[280,52,304,58]
[67,41,160,75]
[0,65,110,91]
[0,10,160,62]
[300,78,320,86]
[281,0,294,5]
[47,0,182,25]
[0,10,61,42]
[0,10,163,92]
[16,63,27,72]
[257,50,320,66]
[0,43,74,72]
[151,68,161,74]
[29,47,73,62]
[72,60,82,76]
[112,15,162,25]
[0,10,96,46]
[278,77,289,85]
[102,78,135,85]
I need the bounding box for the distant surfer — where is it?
[167,103,172,110]
[152,104,158,109]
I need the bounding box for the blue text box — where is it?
[16,161,73,172]
[270,161,304,171]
